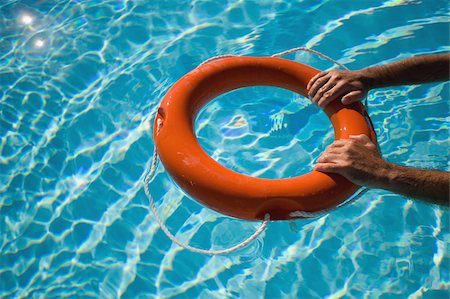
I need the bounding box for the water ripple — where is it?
[0,0,449,298]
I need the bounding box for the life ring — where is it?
[154,56,376,221]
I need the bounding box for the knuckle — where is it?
[343,142,352,150]
[330,71,341,78]
[347,139,357,147]
[342,160,352,168]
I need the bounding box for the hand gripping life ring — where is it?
[154,56,376,221]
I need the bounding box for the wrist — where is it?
[357,68,377,90]
[370,160,397,189]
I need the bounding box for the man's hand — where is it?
[314,134,389,188]
[307,70,370,108]
[315,134,450,205]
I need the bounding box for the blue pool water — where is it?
[1,0,449,298]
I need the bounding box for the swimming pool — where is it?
[0,0,449,298]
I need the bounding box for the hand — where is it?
[307,69,369,108]
[314,135,389,188]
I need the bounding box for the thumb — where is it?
[350,134,379,153]
[349,134,371,144]
[341,90,364,105]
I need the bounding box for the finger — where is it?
[319,141,347,157]
[326,139,351,148]
[317,151,341,163]
[349,134,375,148]
[308,73,330,99]
[341,90,364,105]
[349,134,371,144]
[314,162,341,173]
[316,82,351,108]
[312,79,337,105]
[307,71,327,91]
[349,134,378,152]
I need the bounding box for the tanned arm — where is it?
[362,53,450,88]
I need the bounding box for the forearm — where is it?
[374,162,450,206]
[360,54,450,89]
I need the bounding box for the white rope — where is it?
[289,186,370,218]
[197,49,349,70]
[271,47,349,70]
[197,54,236,67]
[144,117,270,255]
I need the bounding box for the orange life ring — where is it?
[154,56,376,221]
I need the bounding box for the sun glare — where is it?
[35,39,45,48]
[21,14,33,25]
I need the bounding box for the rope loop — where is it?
[271,47,349,70]
[197,54,237,67]
[144,115,269,255]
